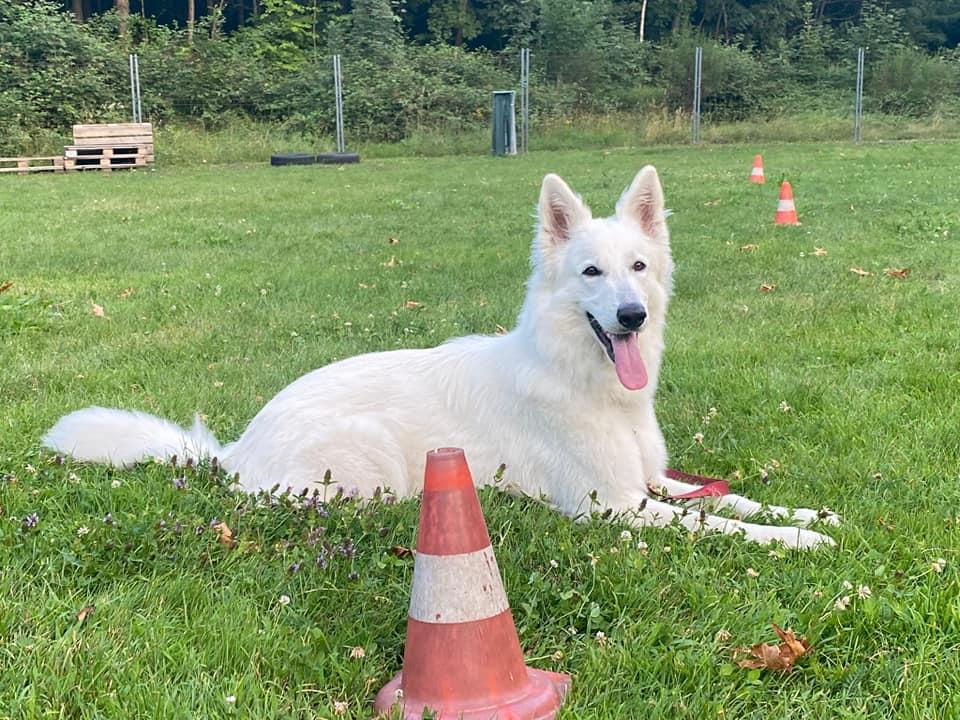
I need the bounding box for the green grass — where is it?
[2,141,960,719]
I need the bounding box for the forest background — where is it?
[2,0,959,156]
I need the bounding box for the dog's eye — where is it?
[582,265,602,277]
[632,260,647,272]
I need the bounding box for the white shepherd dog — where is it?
[45,167,837,549]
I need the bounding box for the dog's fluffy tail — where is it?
[43,407,223,468]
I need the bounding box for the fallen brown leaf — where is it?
[884,267,910,279]
[76,604,96,624]
[403,300,422,310]
[850,267,874,277]
[118,287,134,299]
[390,545,413,558]
[495,324,508,335]
[212,521,236,549]
[704,199,722,206]
[388,237,399,245]
[740,244,759,252]
[383,256,397,268]
[0,280,12,294]
[90,301,108,318]
[736,623,812,673]
[812,247,828,257]
[759,283,777,293]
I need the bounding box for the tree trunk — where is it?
[187,0,195,43]
[116,0,129,37]
[638,0,647,42]
[453,0,468,47]
[72,0,84,21]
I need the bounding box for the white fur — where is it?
[44,167,838,549]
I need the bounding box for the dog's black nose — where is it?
[616,304,647,331]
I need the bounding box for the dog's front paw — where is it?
[791,507,841,527]
[753,525,835,550]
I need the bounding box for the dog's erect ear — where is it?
[616,166,666,238]
[538,173,591,245]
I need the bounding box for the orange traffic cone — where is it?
[750,154,765,184]
[774,180,799,225]
[374,448,571,719]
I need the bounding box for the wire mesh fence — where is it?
[39,41,960,160]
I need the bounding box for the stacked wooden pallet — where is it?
[1,123,155,175]
[64,123,154,172]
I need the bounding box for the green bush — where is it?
[868,48,960,116]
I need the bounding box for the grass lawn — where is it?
[2,141,960,719]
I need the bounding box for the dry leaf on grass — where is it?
[736,624,812,673]
[118,287,134,299]
[390,545,414,558]
[884,267,911,279]
[759,283,777,293]
[76,604,96,624]
[0,280,12,294]
[90,301,109,318]
[388,237,399,245]
[850,267,874,277]
[403,300,422,310]
[812,247,828,257]
[212,521,236,549]
[740,244,759,252]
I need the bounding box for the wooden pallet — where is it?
[0,156,65,174]
[64,122,155,172]
[63,145,151,171]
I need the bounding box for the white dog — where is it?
[45,167,837,548]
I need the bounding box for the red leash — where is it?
[662,468,730,500]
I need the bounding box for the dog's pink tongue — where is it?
[611,334,648,390]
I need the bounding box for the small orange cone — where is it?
[750,154,765,184]
[374,448,571,719]
[774,180,799,225]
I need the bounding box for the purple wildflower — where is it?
[103,512,114,525]
[195,525,204,536]
[172,476,188,491]
[316,552,329,570]
[288,561,302,574]
[22,512,39,529]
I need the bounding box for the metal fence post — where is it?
[333,54,345,153]
[519,48,530,153]
[853,47,864,144]
[128,54,142,123]
[692,46,702,145]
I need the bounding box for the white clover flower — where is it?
[835,595,851,611]
[278,594,291,607]
[857,585,872,600]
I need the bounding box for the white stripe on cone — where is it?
[751,168,763,177]
[408,548,510,624]
[777,199,795,211]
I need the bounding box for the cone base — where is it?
[374,667,571,719]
